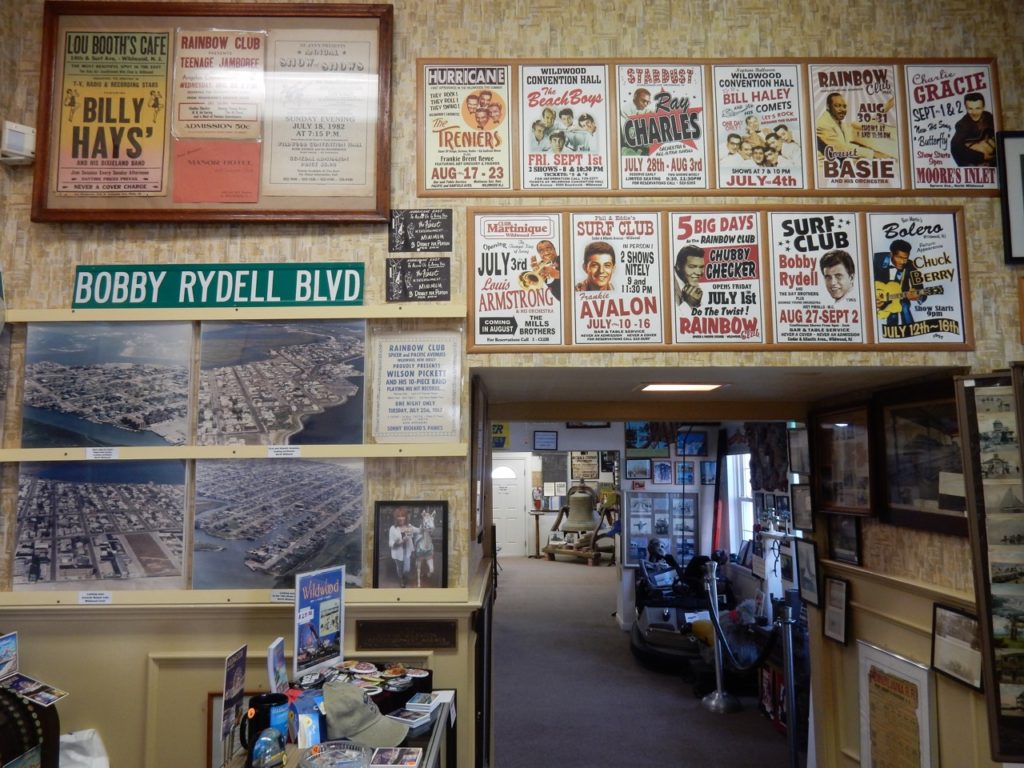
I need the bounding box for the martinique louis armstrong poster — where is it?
[616,63,708,190]
[570,211,663,346]
[808,64,904,191]
[519,64,610,191]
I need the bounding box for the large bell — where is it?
[562,486,597,532]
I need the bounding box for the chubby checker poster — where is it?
[769,212,866,344]
[866,212,965,343]
[669,211,765,344]
[905,63,998,190]
[519,64,610,190]
[712,64,806,191]
[473,213,564,347]
[571,212,663,345]
[616,64,708,189]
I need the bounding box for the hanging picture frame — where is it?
[931,603,982,691]
[812,404,873,516]
[795,538,820,606]
[823,577,848,644]
[372,501,449,589]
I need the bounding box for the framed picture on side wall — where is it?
[795,538,819,606]
[372,501,448,589]
[812,404,873,516]
[931,603,982,691]
[999,131,1024,264]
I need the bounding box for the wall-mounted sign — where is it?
[72,263,364,308]
[386,257,451,302]
[389,209,454,252]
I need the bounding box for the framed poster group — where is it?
[33,2,393,222]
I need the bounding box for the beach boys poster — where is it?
[472,213,564,348]
[519,64,610,190]
[570,211,664,346]
[713,64,805,190]
[669,211,765,344]
[866,212,966,344]
[617,64,708,190]
[769,212,866,344]
[294,565,343,677]
[809,64,903,191]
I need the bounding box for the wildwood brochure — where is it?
[293,566,344,678]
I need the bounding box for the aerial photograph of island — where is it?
[197,320,364,445]
[13,460,187,591]
[192,458,364,589]
[21,322,191,447]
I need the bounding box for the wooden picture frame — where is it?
[858,641,937,768]
[812,404,873,516]
[795,538,819,606]
[931,603,982,691]
[999,131,1024,264]
[33,2,393,223]
[823,577,848,644]
[372,501,448,589]
[873,379,966,536]
[792,484,813,531]
[676,428,708,457]
[827,513,861,566]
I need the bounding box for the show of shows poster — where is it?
[293,565,343,678]
[905,63,998,190]
[519,64,610,190]
[422,64,512,191]
[571,212,663,346]
[669,212,764,344]
[57,30,170,194]
[712,64,805,190]
[472,213,563,347]
[617,64,707,189]
[809,64,903,190]
[769,212,866,344]
[866,212,965,344]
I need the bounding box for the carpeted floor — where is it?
[492,556,802,768]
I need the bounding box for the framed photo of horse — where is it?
[373,501,449,589]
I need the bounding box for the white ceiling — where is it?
[475,364,962,405]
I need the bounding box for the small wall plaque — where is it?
[356,619,458,650]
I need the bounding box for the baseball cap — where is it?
[322,680,409,748]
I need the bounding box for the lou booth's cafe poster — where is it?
[570,212,664,346]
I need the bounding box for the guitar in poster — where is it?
[571,212,663,345]
[712,64,805,191]
[769,212,865,344]
[809,64,903,190]
[905,63,998,190]
[866,212,965,343]
[669,211,764,344]
[519,64,610,190]
[617,64,708,189]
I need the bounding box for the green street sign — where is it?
[72,263,364,308]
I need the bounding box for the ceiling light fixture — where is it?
[641,383,725,393]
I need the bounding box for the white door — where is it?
[491,455,529,557]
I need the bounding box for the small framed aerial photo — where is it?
[931,603,982,691]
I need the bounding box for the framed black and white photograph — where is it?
[652,459,673,485]
[998,131,1024,264]
[828,513,861,566]
[824,577,848,644]
[792,485,813,531]
[812,405,873,516]
[625,458,652,480]
[533,430,558,451]
[788,426,811,476]
[795,538,820,606]
[372,501,448,589]
[700,460,717,486]
[932,603,982,691]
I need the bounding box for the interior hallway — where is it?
[492,556,801,767]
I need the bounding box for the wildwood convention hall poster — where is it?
[616,63,708,190]
[769,211,866,344]
[570,211,664,346]
[519,64,610,190]
[668,211,765,345]
[421,63,512,192]
[712,63,806,191]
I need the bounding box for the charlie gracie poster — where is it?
[713,64,805,191]
[669,211,764,344]
[617,64,708,189]
[519,64,610,190]
[570,212,663,345]
[808,64,903,190]
[421,63,512,192]
[905,63,998,190]
[769,212,865,344]
[472,213,563,347]
[866,212,965,344]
